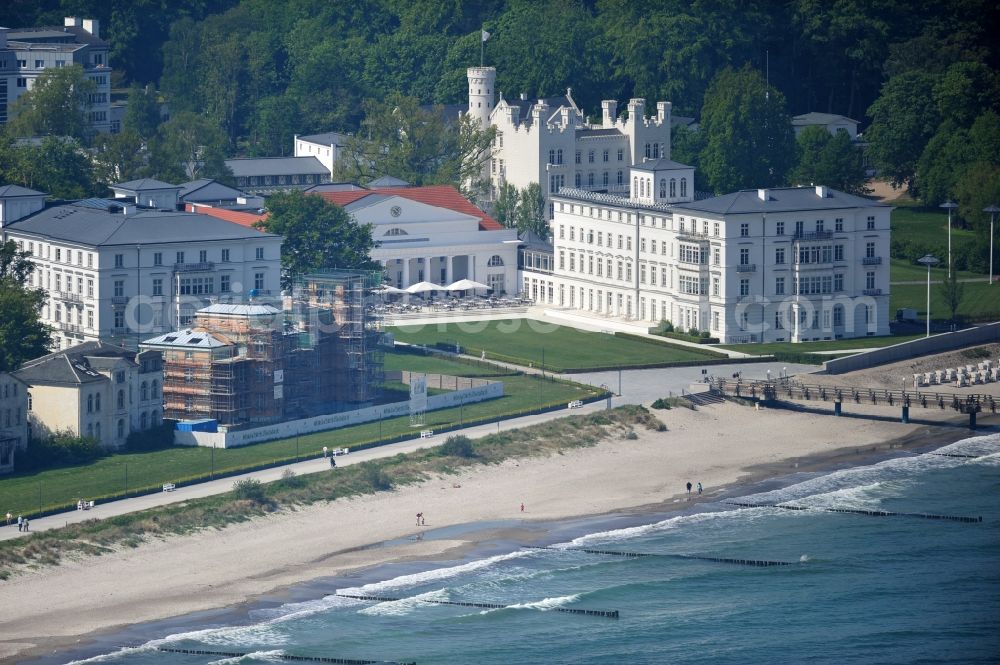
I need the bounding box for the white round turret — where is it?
[467,67,496,128]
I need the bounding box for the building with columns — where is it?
[525,157,891,343]
[318,185,519,294]
[466,66,673,218]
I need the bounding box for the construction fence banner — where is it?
[174,380,504,449]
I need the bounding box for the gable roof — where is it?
[112,178,179,192]
[297,132,349,146]
[369,175,411,189]
[140,328,232,349]
[675,186,887,216]
[316,185,502,231]
[9,200,277,245]
[186,204,267,229]
[14,341,137,386]
[178,179,246,202]
[0,185,47,198]
[225,156,329,177]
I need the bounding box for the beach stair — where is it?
[684,391,725,407]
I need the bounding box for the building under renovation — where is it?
[141,271,383,427]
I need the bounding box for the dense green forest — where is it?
[2,0,998,233]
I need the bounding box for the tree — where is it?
[865,71,940,189]
[698,66,796,193]
[514,183,548,240]
[332,93,493,194]
[5,65,96,141]
[123,83,162,139]
[147,111,233,183]
[92,129,147,186]
[254,191,378,288]
[493,182,520,229]
[939,270,966,324]
[792,126,869,195]
[0,137,100,199]
[0,241,52,372]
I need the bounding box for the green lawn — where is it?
[0,353,603,517]
[389,319,720,371]
[891,202,979,249]
[719,334,926,355]
[890,281,1000,322]
[889,258,985,283]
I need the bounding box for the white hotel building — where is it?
[525,160,891,343]
[0,182,282,350]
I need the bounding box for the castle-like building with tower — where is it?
[466,67,676,217]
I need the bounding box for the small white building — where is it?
[14,341,163,450]
[0,372,29,474]
[466,66,673,218]
[528,158,891,343]
[0,184,282,349]
[792,112,860,140]
[293,132,349,179]
[318,185,519,294]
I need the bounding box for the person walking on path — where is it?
[17,514,23,531]
[416,512,422,526]
[23,518,28,532]
[697,482,703,495]
[5,511,10,526]
[520,502,525,513]
[686,482,692,494]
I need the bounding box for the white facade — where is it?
[466,67,672,218]
[0,188,283,350]
[528,174,891,344]
[0,18,112,133]
[293,132,348,178]
[341,191,519,295]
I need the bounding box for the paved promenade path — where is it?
[0,360,806,542]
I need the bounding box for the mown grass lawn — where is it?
[0,351,602,517]
[890,281,1000,322]
[389,319,719,371]
[719,334,926,355]
[889,258,985,283]
[891,202,980,250]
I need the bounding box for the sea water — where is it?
[62,434,1000,664]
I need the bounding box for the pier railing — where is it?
[708,378,997,415]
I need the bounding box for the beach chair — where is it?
[966,364,976,374]
[923,372,933,385]
[934,370,943,384]
[913,373,922,388]
[945,368,954,382]
[958,375,968,387]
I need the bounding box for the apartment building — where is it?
[0,372,29,474]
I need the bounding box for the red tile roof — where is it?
[316,185,503,231]
[186,203,267,228]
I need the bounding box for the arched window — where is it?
[680,178,688,197]
[117,389,125,409]
[548,149,555,164]
[117,418,125,438]
[617,170,623,185]
[151,409,160,425]
[670,178,676,197]
[140,382,148,401]
[151,380,159,398]
[633,176,638,195]
[588,172,594,187]
[487,255,504,267]
[603,172,609,186]
[87,394,93,413]
[659,178,666,198]
[94,422,101,440]
[575,172,581,188]
[140,412,148,430]
[95,393,101,411]
[557,149,563,164]
[384,228,409,236]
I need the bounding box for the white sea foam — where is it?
[358,588,451,617]
[506,593,582,611]
[147,622,289,649]
[62,645,159,665]
[206,651,286,665]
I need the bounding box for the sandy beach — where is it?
[0,402,971,663]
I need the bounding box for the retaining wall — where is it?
[823,322,1000,374]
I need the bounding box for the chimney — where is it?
[81,19,99,38]
[815,185,828,198]
[657,101,670,122]
[601,100,618,127]
[757,188,769,201]
[560,107,570,127]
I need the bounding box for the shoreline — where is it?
[2,405,989,664]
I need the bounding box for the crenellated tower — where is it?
[467,67,496,128]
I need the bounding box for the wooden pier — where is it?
[709,379,996,427]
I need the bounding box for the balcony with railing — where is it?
[862,256,882,265]
[676,229,711,243]
[736,263,757,273]
[111,295,129,305]
[793,230,834,242]
[174,261,215,273]
[862,288,883,296]
[55,290,83,303]
[58,322,82,333]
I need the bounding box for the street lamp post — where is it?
[940,201,958,278]
[917,254,940,337]
[984,205,1000,285]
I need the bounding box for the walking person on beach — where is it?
[686,482,692,494]
[416,512,422,526]
[520,502,525,513]
[697,482,703,495]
